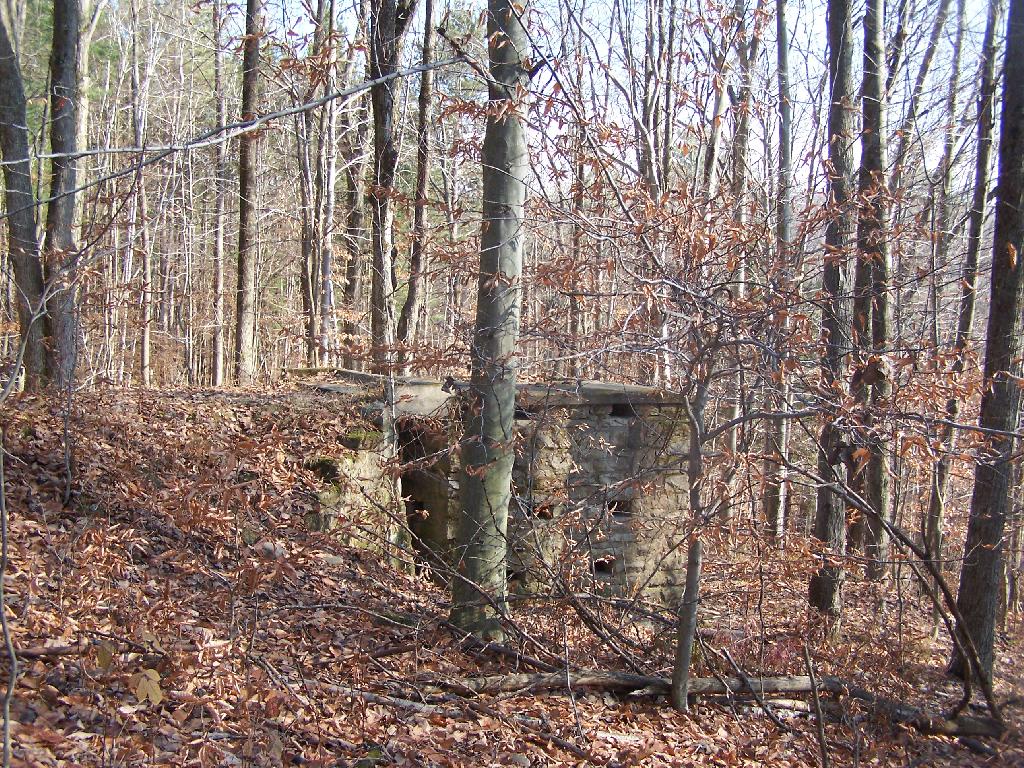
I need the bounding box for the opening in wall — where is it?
[609,402,637,418]
[607,498,633,518]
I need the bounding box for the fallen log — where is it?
[820,678,1003,738]
[426,670,1004,738]
[424,670,814,697]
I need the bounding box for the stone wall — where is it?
[508,404,690,606]
[306,426,400,554]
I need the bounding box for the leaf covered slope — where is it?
[3,389,1021,766]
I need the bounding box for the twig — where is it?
[443,622,559,672]
[0,432,16,767]
[720,649,792,731]
[804,644,831,768]
[316,680,596,762]
[12,644,83,659]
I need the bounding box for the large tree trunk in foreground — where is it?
[235,0,262,384]
[44,0,82,390]
[0,16,48,389]
[450,0,529,641]
[950,0,1024,682]
[809,0,855,620]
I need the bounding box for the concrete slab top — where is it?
[303,369,688,417]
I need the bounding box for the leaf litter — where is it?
[0,388,1021,767]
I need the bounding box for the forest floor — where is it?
[2,387,1022,767]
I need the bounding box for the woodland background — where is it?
[0,0,1023,763]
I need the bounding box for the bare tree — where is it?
[235,0,263,384]
[762,0,793,543]
[368,0,416,373]
[211,0,227,385]
[44,0,83,388]
[924,0,994,598]
[950,0,1024,682]
[0,14,48,389]
[396,0,435,372]
[857,0,893,580]
[809,0,855,620]
[450,0,529,641]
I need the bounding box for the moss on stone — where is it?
[341,427,385,450]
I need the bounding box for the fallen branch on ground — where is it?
[423,670,1004,738]
[316,680,598,762]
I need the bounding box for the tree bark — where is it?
[43,0,82,390]
[809,0,855,620]
[671,536,702,711]
[211,0,227,385]
[317,0,340,367]
[950,0,1024,682]
[857,0,892,580]
[762,0,793,544]
[396,0,435,373]
[0,15,48,389]
[450,0,529,641]
[235,0,263,384]
[368,0,416,374]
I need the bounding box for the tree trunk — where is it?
[297,107,320,367]
[211,0,227,385]
[809,0,855,620]
[43,0,82,390]
[763,0,793,544]
[317,0,339,367]
[926,0,987,591]
[396,0,434,373]
[671,536,703,711]
[450,0,528,641]
[857,0,892,580]
[721,0,762,521]
[342,137,367,369]
[950,0,1024,682]
[235,0,262,384]
[0,15,48,389]
[368,0,415,374]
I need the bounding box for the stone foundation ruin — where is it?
[309,372,692,607]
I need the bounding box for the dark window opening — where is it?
[607,498,633,518]
[592,555,616,575]
[609,402,637,418]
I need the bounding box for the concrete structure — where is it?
[308,371,692,606]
